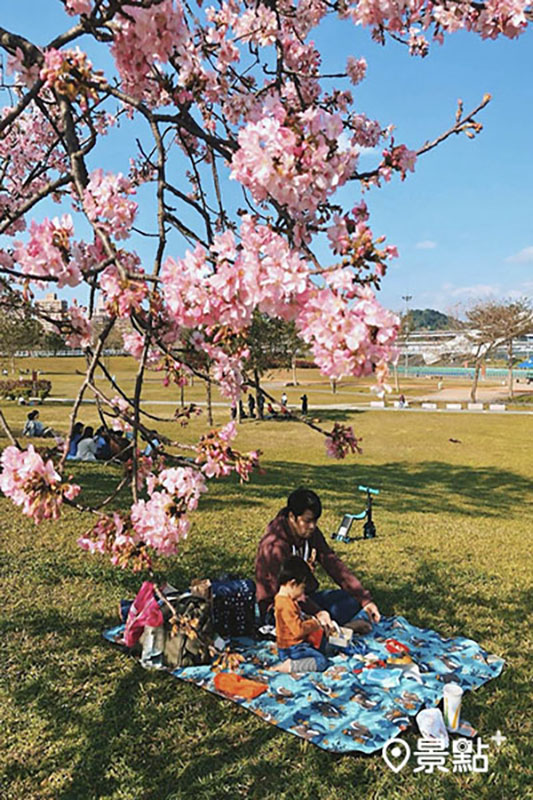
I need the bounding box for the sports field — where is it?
[0,357,532,799]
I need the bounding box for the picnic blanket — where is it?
[103,615,504,754]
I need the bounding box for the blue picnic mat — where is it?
[103,615,504,754]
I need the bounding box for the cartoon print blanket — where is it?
[103,615,504,754]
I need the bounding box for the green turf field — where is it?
[0,359,532,799]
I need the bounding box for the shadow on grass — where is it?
[64,455,533,522]
[199,458,533,519]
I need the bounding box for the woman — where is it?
[76,426,98,461]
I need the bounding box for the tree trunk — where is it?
[507,339,514,399]
[254,368,263,419]
[470,361,481,402]
[206,376,213,427]
[291,355,299,386]
[331,379,337,394]
[393,361,400,392]
[180,383,184,408]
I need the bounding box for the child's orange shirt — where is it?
[274,593,321,649]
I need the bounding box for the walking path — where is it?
[45,396,533,415]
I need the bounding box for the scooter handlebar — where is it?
[358,484,379,495]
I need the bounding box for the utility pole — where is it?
[401,294,412,376]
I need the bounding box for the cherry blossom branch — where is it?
[0,407,19,448]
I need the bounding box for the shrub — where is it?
[0,379,52,401]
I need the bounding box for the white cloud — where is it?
[415,240,437,250]
[448,284,499,299]
[505,246,533,264]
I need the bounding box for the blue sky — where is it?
[1,1,533,317]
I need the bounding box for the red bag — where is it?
[124,581,164,647]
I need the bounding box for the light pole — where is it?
[401,294,412,376]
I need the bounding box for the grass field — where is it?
[1,360,532,799]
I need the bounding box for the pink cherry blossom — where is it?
[14,215,82,288]
[83,170,137,240]
[64,302,92,349]
[0,445,80,523]
[324,423,362,459]
[65,0,93,15]
[346,56,367,85]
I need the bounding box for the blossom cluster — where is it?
[77,512,152,572]
[64,302,92,349]
[110,0,189,106]
[83,170,137,240]
[324,423,363,459]
[14,215,82,288]
[130,466,207,555]
[230,103,360,233]
[40,48,104,109]
[196,421,260,481]
[99,261,148,317]
[0,445,80,523]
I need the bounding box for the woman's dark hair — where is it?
[278,555,313,589]
[28,410,39,420]
[286,487,322,520]
[82,426,94,440]
[72,422,84,436]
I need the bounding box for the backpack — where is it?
[211,576,256,639]
[161,592,214,668]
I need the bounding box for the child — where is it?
[272,555,329,673]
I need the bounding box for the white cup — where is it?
[443,682,463,731]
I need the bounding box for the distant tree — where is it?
[244,311,308,412]
[466,299,533,401]
[0,308,42,372]
[42,330,67,355]
[410,308,452,330]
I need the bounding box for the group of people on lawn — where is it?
[256,487,380,672]
[22,410,160,463]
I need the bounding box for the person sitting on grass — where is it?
[272,555,329,673]
[76,426,97,461]
[256,487,380,632]
[66,421,84,460]
[22,409,54,438]
[94,427,112,460]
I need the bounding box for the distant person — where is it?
[231,403,237,420]
[109,431,132,461]
[22,409,54,438]
[247,393,256,418]
[257,393,265,420]
[239,399,247,419]
[66,422,84,459]
[300,394,308,415]
[94,427,112,460]
[76,426,98,461]
[143,431,161,458]
[281,391,288,409]
[398,394,407,408]
[266,402,276,419]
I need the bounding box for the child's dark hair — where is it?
[278,555,313,589]
[287,487,322,520]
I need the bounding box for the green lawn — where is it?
[1,380,532,799]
